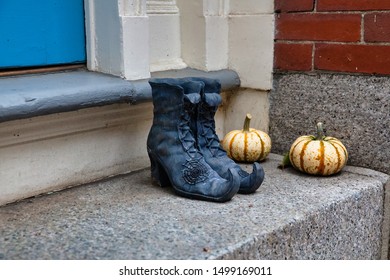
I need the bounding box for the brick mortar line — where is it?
[275,11,390,15]
[275,40,390,46]
[273,69,390,78]
[361,14,365,43]
[311,40,315,71]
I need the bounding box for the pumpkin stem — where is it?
[316,122,325,140]
[278,152,291,169]
[243,114,252,132]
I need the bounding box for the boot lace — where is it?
[199,104,226,157]
[179,103,203,159]
[179,103,210,184]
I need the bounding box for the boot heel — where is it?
[148,150,171,187]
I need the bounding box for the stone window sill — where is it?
[0,68,240,123]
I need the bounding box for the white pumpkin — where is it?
[222,114,271,162]
[289,122,348,175]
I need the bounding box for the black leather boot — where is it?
[187,77,265,194]
[146,78,240,202]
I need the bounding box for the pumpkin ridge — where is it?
[331,140,348,165]
[318,140,325,175]
[299,140,311,173]
[290,137,310,169]
[328,141,341,173]
[244,132,248,162]
[254,131,264,161]
[229,133,239,161]
[330,139,348,161]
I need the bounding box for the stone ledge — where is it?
[0,154,388,260]
[0,68,240,123]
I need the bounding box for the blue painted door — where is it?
[0,0,86,69]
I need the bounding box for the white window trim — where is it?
[84,0,274,90]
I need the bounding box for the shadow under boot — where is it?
[146,78,240,202]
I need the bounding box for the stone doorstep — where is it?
[0,154,388,260]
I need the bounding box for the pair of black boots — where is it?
[147,77,264,202]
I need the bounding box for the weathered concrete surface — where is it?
[0,154,387,260]
[270,73,390,175]
[270,73,390,258]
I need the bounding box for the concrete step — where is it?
[0,154,389,260]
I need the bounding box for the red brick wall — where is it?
[274,0,390,75]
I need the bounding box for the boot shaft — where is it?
[194,79,224,157]
[147,78,204,159]
[149,78,203,128]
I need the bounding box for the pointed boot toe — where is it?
[205,167,240,202]
[237,162,265,194]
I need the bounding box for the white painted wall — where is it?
[178,0,274,90]
[85,0,150,80]
[229,0,273,14]
[177,0,229,71]
[223,89,270,135]
[85,0,274,90]
[0,104,153,206]
[148,0,187,71]
[228,0,274,90]
[228,14,274,90]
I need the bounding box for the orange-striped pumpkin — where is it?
[222,114,271,162]
[289,122,348,176]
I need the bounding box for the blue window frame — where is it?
[0,0,86,69]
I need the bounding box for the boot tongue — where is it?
[204,93,222,106]
[184,93,201,104]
